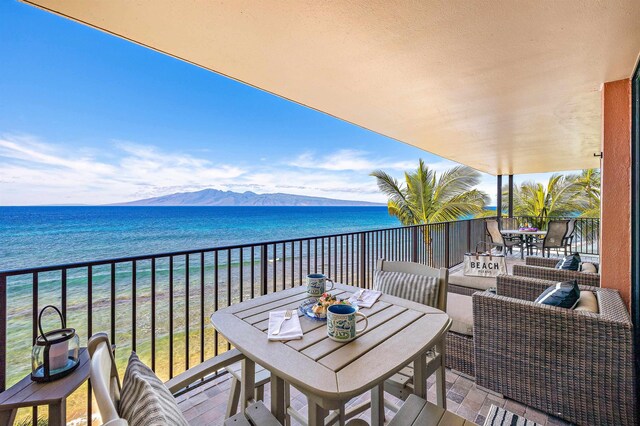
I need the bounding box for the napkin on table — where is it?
[267,310,303,341]
[348,289,382,309]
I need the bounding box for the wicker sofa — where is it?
[513,256,600,287]
[473,274,636,426]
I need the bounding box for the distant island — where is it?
[110,189,384,207]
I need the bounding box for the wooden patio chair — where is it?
[377,259,448,410]
[87,333,280,426]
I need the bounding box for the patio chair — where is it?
[473,275,636,425]
[528,219,569,257]
[515,256,600,287]
[87,333,280,426]
[562,218,576,253]
[376,259,449,407]
[485,219,524,259]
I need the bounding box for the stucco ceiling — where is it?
[22,0,640,175]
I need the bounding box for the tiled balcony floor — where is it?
[177,368,572,425]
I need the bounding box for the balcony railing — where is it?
[0,216,598,422]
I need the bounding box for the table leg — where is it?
[371,383,385,426]
[413,352,427,399]
[307,402,327,426]
[0,409,16,426]
[270,375,286,424]
[436,337,447,409]
[241,358,255,410]
[48,401,66,426]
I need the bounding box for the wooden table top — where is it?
[0,348,89,410]
[211,283,450,404]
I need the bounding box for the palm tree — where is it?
[511,173,583,228]
[371,160,489,264]
[569,168,600,217]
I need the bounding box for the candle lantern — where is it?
[31,305,80,382]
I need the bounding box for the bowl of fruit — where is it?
[299,293,353,320]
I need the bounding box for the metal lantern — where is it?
[31,305,80,382]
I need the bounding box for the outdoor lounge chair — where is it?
[485,219,525,259]
[87,333,280,426]
[514,256,600,287]
[473,275,636,426]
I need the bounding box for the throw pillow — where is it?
[373,269,440,307]
[119,352,189,426]
[555,253,581,271]
[535,280,580,309]
[579,262,598,273]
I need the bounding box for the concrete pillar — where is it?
[601,78,632,307]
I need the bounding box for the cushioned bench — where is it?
[446,292,475,377]
[388,394,477,425]
[448,274,496,296]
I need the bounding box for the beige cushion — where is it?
[574,291,599,313]
[119,352,189,426]
[446,293,474,336]
[448,273,495,291]
[580,262,598,274]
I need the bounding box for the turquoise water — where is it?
[0,206,399,271]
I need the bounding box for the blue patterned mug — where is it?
[327,304,368,342]
[307,273,334,297]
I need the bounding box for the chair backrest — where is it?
[544,220,569,249]
[88,333,124,425]
[565,218,576,238]
[485,219,504,245]
[376,258,448,311]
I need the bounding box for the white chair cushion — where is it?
[119,352,189,426]
[373,269,439,307]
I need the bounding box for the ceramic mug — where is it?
[307,273,334,297]
[326,304,368,342]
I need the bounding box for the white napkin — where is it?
[348,289,382,308]
[267,311,303,341]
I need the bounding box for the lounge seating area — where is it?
[76,245,633,426]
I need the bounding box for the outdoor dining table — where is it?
[500,229,547,255]
[210,282,451,426]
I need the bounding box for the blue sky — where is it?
[0,1,576,206]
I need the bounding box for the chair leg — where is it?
[226,377,241,418]
[255,384,264,402]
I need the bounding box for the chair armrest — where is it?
[513,264,600,287]
[165,348,245,395]
[497,274,603,301]
[525,256,559,268]
[103,420,129,426]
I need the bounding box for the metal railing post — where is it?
[0,274,5,392]
[411,226,418,263]
[444,222,451,269]
[466,220,472,252]
[359,233,367,288]
[261,244,268,295]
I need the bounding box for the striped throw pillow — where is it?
[374,269,440,307]
[119,352,189,426]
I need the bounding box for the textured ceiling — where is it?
[23,0,640,175]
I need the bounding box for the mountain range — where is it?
[111,189,383,206]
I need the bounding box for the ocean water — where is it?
[0,206,399,271]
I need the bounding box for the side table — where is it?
[0,348,90,426]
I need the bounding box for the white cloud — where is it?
[286,149,453,173]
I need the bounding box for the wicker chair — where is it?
[485,219,525,259]
[514,256,600,287]
[473,275,636,426]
